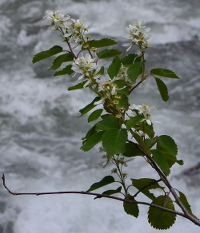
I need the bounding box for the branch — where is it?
[0,173,191,219]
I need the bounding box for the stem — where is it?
[0,174,188,219]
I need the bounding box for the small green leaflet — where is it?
[48,53,74,70]
[81,131,104,151]
[148,195,176,230]
[87,38,118,48]
[131,178,164,200]
[102,128,127,156]
[79,96,101,117]
[94,186,122,199]
[154,77,169,102]
[126,115,144,130]
[32,45,63,63]
[121,54,138,67]
[88,109,103,122]
[151,68,180,79]
[116,94,129,111]
[123,194,139,218]
[86,176,115,192]
[97,49,122,59]
[107,56,121,79]
[157,135,178,156]
[96,115,120,130]
[127,62,143,82]
[151,149,170,176]
[54,65,74,76]
[68,82,86,91]
[113,80,129,96]
[123,143,143,157]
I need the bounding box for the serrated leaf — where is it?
[48,53,74,70]
[88,109,103,122]
[108,56,121,79]
[123,195,139,218]
[151,149,170,176]
[68,82,86,91]
[123,143,143,157]
[97,49,122,59]
[94,186,122,199]
[154,77,169,102]
[126,115,144,130]
[87,176,115,192]
[148,195,176,230]
[151,68,180,79]
[32,46,63,63]
[127,62,143,82]
[96,115,120,130]
[81,131,104,151]
[121,54,138,66]
[102,128,127,156]
[157,135,178,156]
[88,38,118,48]
[54,65,74,76]
[131,178,164,200]
[79,96,101,117]
[137,121,155,139]
[116,94,129,111]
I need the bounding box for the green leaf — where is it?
[68,82,86,91]
[123,143,143,157]
[132,132,149,154]
[88,38,118,48]
[126,115,144,130]
[131,178,164,200]
[79,97,101,117]
[123,195,139,218]
[127,62,143,82]
[94,186,122,199]
[154,77,169,102]
[81,131,104,151]
[176,191,198,218]
[87,176,115,192]
[32,46,63,63]
[145,139,157,149]
[97,66,104,75]
[102,128,127,156]
[48,53,74,70]
[88,109,103,122]
[96,115,120,130]
[107,56,121,79]
[148,195,176,230]
[97,49,122,59]
[54,65,74,76]
[82,125,97,141]
[113,80,129,96]
[116,94,129,111]
[157,135,178,156]
[121,54,138,66]
[151,149,170,176]
[151,68,180,79]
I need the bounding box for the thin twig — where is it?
[2,174,185,217]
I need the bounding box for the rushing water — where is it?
[0,0,200,232]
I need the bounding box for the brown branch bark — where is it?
[0,173,195,221]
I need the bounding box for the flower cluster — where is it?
[71,53,100,87]
[44,10,92,46]
[132,103,155,125]
[123,20,151,52]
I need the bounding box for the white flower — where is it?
[44,10,70,30]
[132,103,155,125]
[123,20,151,51]
[72,53,100,86]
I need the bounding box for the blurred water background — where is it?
[0,0,200,232]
